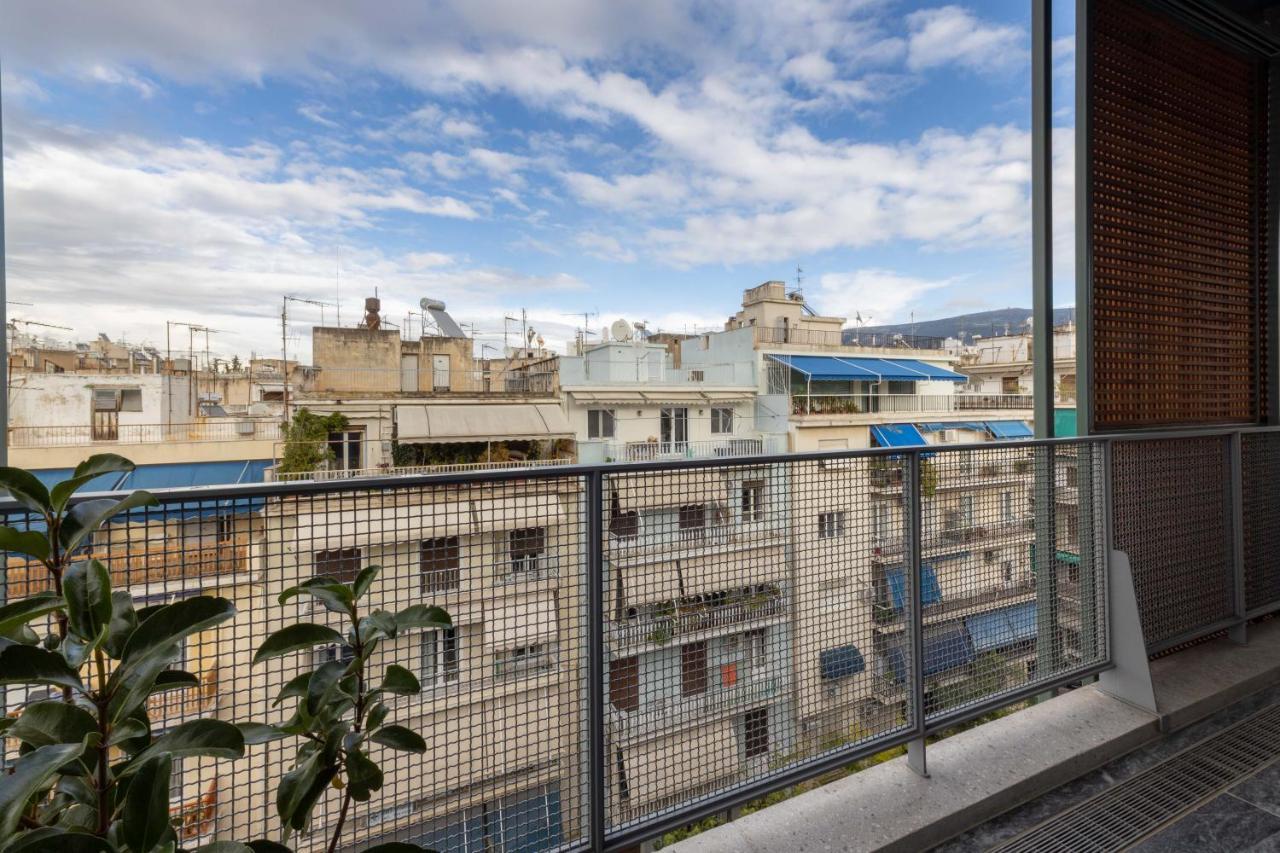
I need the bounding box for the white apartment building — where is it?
[958,321,1078,403]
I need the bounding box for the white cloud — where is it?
[440,117,483,138]
[298,102,340,128]
[85,63,158,97]
[575,232,637,263]
[816,268,957,325]
[905,6,1024,73]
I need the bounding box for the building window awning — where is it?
[884,564,943,610]
[985,420,1034,440]
[871,424,929,448]
[768,354,966,382]
[966,601,1038,653]
[396,403,573,442]
[883,625,975,684]
[819,644,866,680]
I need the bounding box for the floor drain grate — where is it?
[987,702,1280,852]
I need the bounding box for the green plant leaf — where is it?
[345,748,383,802]
[121,719,245,775]
[275,748,337,832]
[369,725,426,754]
[58,492,158,556]
[49,455,137,513]
[0,527,51,562]
[380,664,421,696]
[0,593,62,637]
[359,610,398,644]
[277,577,354,614]
[352,564,380,599]
[2,827,116,853]
[59,623,107,670]
[366,702,389,732]
[107,717,149,748]
[0,742,86,838]
[0,645,84,692]
[305,659,350,716]
[122,754,173,853]
[102,591,137,659]
[236,723,287,746]
[119,595,235,666]
[7,701,96,749]
[149,669,199,694]
[252,623,344,664]
[0,468,52,517]
[394,604,452,631]
[62,559,112,642]
[106,643,177,723]
[272,672,312,707]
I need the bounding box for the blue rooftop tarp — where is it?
[985,420,1034,440]
[885,564,943,610]
[871,423,929,448]
[768,354,966,383]
[884,625,976,683]
[31,459,271,493]
[966,601,1038,653]
[819,644,866,680]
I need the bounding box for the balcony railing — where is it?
[8,420,282,447]
[754,326,946,350]
[294,366,558,395]
[267,457,573,482]
[791,393,1032,416]
[606,437,766,462]
[13,431,1223,851]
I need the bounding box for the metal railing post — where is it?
[1034,443,1061,692]
[1228,432,1248,645]
[905,450,928,777]
[586,470,607,850]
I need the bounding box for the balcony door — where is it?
[660,407,688,453]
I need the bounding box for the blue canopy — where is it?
[986,421,1034,440]
[768,354,966,383]
[883,625,976,683]
[966,601,1039,652]
[819,644,867,680]
[885,564,943,610]
[31,459,272,493]
[871,423,928,448]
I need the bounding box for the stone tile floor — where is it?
[934,682,1280,852]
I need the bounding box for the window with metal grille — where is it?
[508,527,546,576]
[744,707,769,758]
[710,407,734,434]
[744,628,768,672]
[315,547,360,583]
[495,643,556,680]
[420,628,459,687]
[677,504,706,542]
[587,408,615,439]
[609,656,640,712]
[741,480,765,523]
[92,388,119,411]
[818,510,845,539]
[681,641,708,696]
[420,536,460,593]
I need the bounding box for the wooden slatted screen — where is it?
[1089,0,1271,429]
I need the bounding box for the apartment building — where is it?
[957,321,1077,403]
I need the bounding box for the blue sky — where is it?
[1,1,1077,360]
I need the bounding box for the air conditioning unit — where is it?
[235,421,256,435]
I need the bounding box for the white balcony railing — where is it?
[791,394,1033,416]
[267,457,573,482]
[9,420,282,447]
[608,674,782,741]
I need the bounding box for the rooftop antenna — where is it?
[795,264,804,290]
[503,316,518,352]
[281,295,335,421]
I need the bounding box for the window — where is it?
[1001,491,1014,521]
[680,642,708,696]
[818,511,845,539]
[711,407,734,434]
[587,408,616,439]
[766,362,788,395]
[169,757,185,804]
[744,628,768,672]
[315,547,360,583]
[1002,376,1021,394]
[959,495,975,528]
[677,504,706,542]
[610,656,640,712]
[327,429,363,471]
[420,536,460,593]
[119,388,143,412]
[421,628,459,686]
[887,380,914,395]
[872,502,891,540]
[508,527,546,576]
[741,480,765,523]
[92,388,119,411]
[744,708,770,759]
[495,643,556,680]
[660,407,688,449]
[314,643,356,669]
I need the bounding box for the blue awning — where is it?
[882,625,976,683]
[115,459,272,490]
[918,422,986,432]
[871,423,929,448]
[767,354,966,383]
[985,420,1034,440]
[966,601,1039,652]
[885,564,943,610]
[819,644,866,680]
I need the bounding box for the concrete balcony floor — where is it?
[672,619,1280,853]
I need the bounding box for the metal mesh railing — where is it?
[0,439,1111,851]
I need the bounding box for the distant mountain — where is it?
[842,307,1076,345]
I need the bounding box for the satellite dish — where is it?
[610,319,633,342]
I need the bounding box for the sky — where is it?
[0,1,1078,362]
